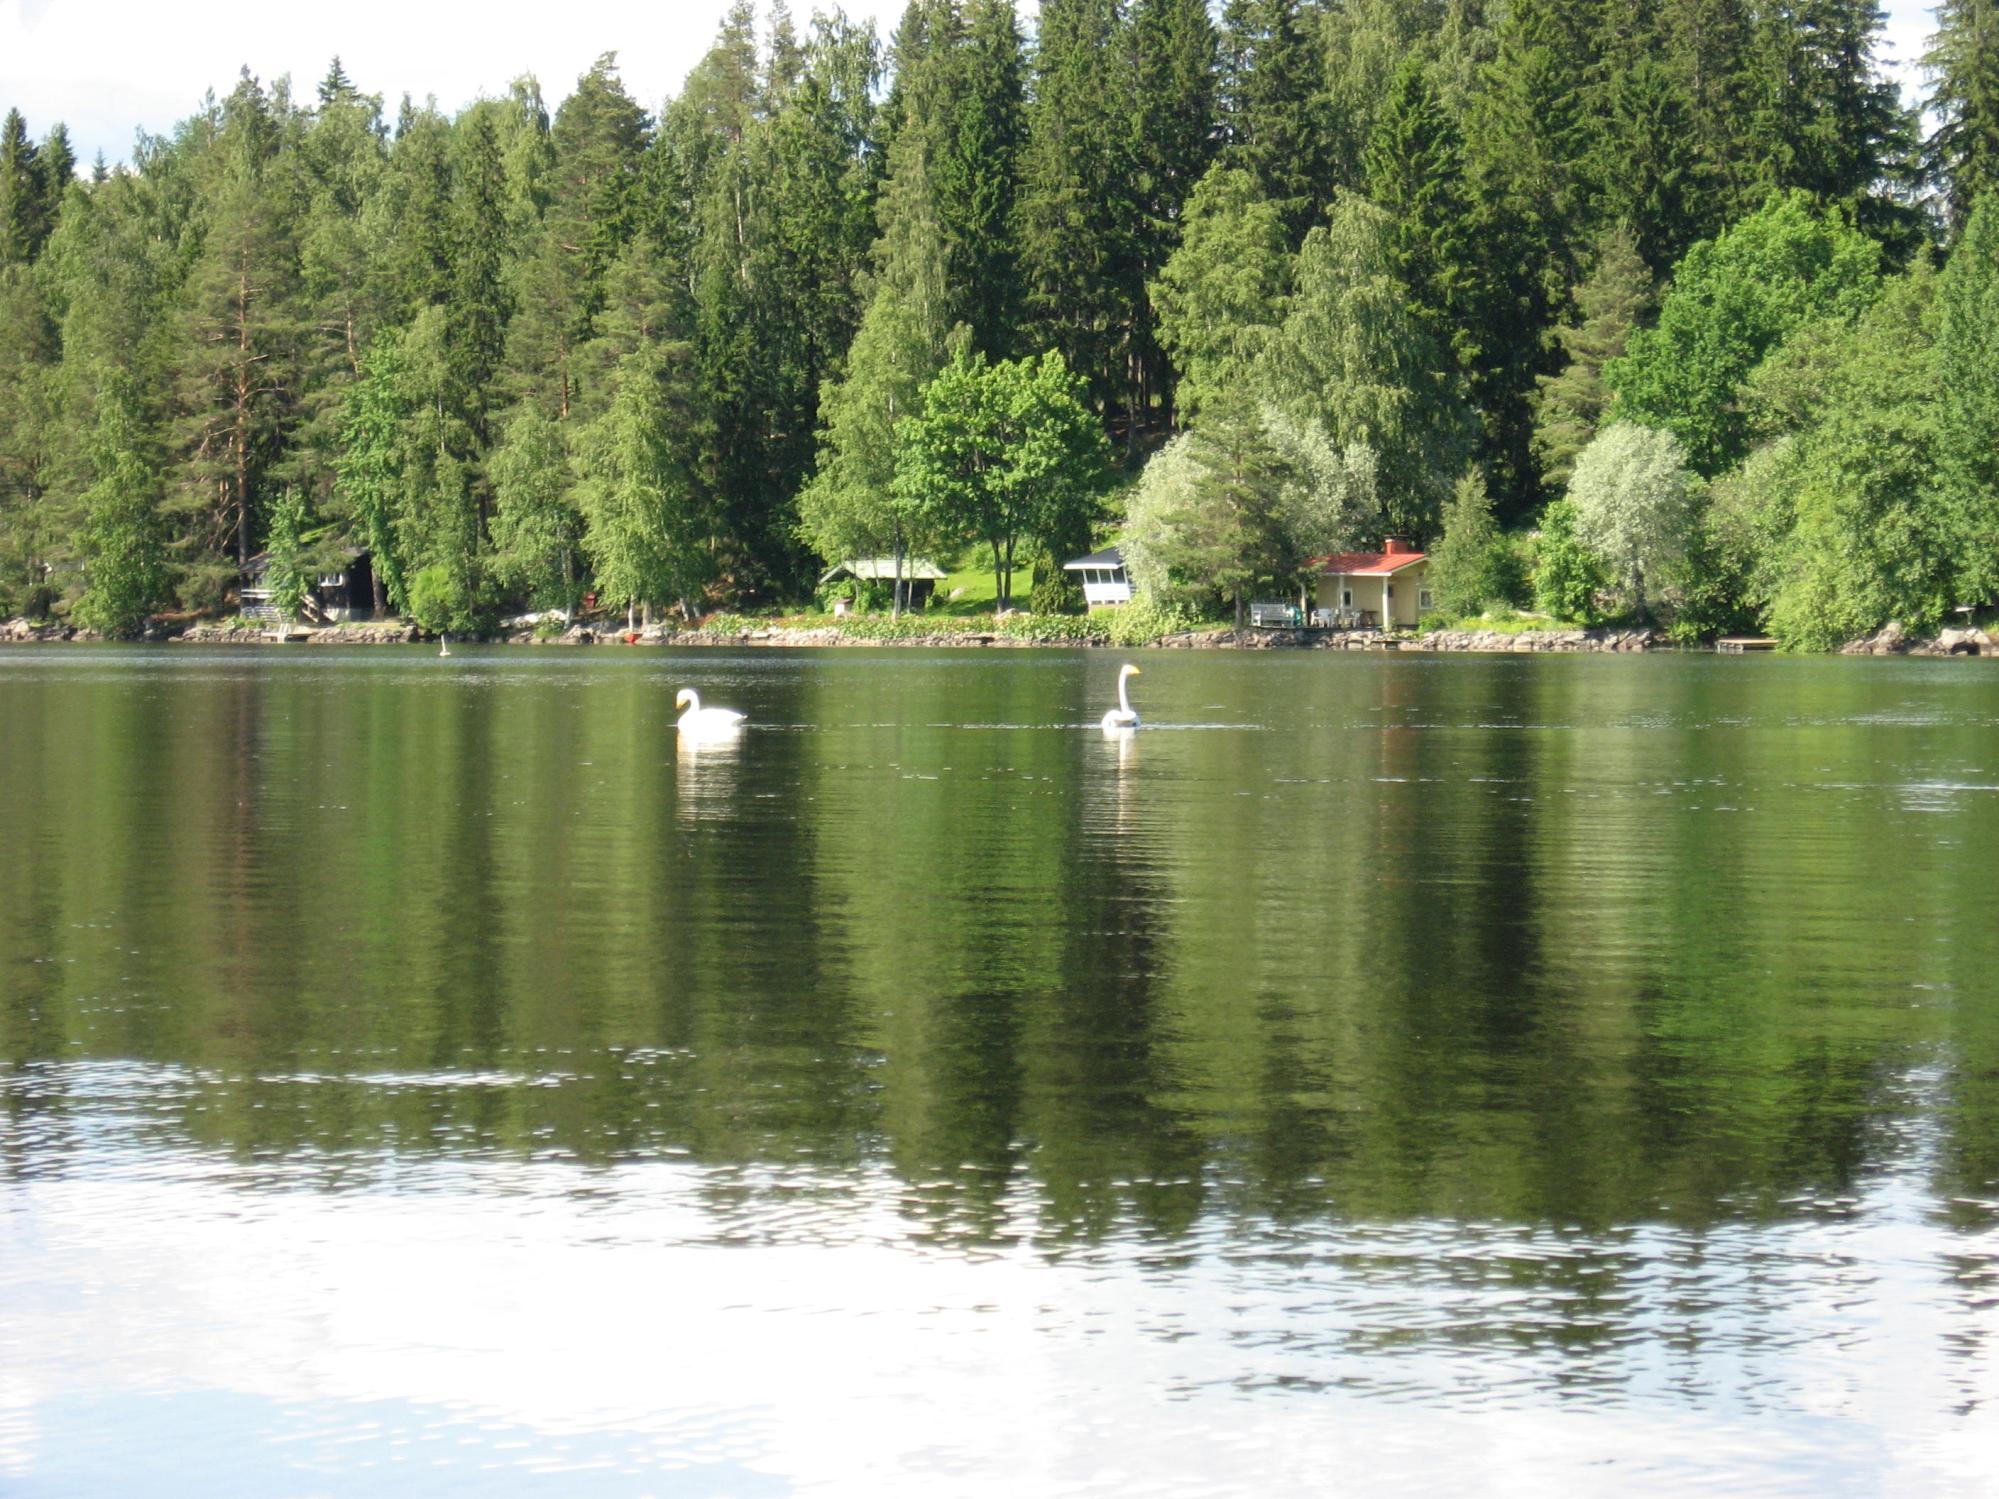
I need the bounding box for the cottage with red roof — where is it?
[1313,538,1434,630]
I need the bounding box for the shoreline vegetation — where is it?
[7,612,1995,657]
[3,4,1997,653]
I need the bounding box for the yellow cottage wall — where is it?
[1315,562,1432,627]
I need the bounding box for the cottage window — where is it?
[1419,589,1433,610]
[1340,588,1353,607]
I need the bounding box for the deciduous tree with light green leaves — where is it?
[73,378,169,636]
[1532,495,1608,624]
[1719,244,1990,651]
[1936,190,1999,609]
[1150,165,1289,424]
[574,347,709,628]
[489,410,584,619]
[1122,396,1378,624]
[1606,192,1881,476]
[894,348,1110,610]
[262,486,312,620]
[1255,192,1474,539]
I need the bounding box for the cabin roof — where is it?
[819,558,947,583]
[1315,549,1428,577]
[1062,547,1126,571]
[243,545,367,577]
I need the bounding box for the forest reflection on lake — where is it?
[2,644,1997,1496]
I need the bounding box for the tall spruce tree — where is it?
[172,74,303,573]
[1925,0,1999,232]
[1218,0,1336,242]
[1467,0,1597,306]
[1534,222,1654,493]
[1364,56,1478,369]
[380,99,455,316]
[1018,0,1141,430]
[798,123,957,612]
[0,110,44,265]
[1598,58,1703,275]
[318,57,356,107]
[294,79,389,507]
[1128,0,1219,422]
[1322,0,1446,186]
[448,111,512,450]
[0,263,61,614]
[508,54,650,423]
[1655,0,1760,235]
[39,125,76,223]
[934,0,1027,356]
[1746,0,1921,252]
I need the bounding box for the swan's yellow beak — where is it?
[675,690,691,707]
[1130,667,1141,676]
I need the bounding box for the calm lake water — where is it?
[3,644,1997,1496]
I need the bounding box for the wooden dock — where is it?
[1716,637,1777,653]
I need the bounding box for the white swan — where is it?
[439,634,450,658]
[676,687,746,735]
[1100,663,1141,732]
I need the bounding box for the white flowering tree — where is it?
[1568,421,1697,617]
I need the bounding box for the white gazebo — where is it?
[1061,547,1132,608]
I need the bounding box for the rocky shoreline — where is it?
[1839,621,1994,657]
[5,614,1992,656]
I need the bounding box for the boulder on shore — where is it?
[1841,621,1911,656]
[1841,621,1993,657]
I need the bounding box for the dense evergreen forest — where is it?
[2,0,1997,646]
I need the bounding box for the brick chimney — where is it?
[1382,535,1417,556]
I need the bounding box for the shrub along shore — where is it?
[8,613,1995,657]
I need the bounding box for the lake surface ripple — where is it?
[3,646,1996,1496]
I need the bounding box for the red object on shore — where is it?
[623,631,640,644]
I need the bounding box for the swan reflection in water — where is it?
[675,726,743,824]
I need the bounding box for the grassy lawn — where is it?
[1417,609,1578,634]
[931,561,1004,615]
